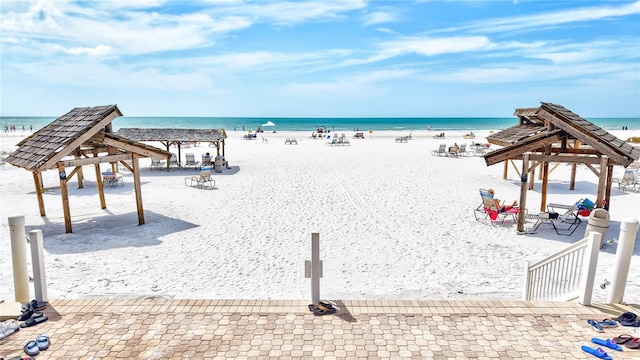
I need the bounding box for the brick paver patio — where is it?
[1,299,639,359]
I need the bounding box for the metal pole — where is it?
[607,218,639,304]
[311,233,320,304]
[8,215,29,303]
[29,230,48,302]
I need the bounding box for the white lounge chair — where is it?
[184,169,215,189]
[184,153,200,170]
[613,169,638,191]
[431,144,446,156]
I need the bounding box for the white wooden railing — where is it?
[523,232,601,303]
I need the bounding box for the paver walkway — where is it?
[1,299,639,359]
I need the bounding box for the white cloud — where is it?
[380,36,493,57]
[363,11,398,26]
[464,1,640,34]
[59,44,113,56]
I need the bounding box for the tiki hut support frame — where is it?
[4,105,171,233]
[484,103,640,233]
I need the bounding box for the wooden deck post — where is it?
[95,163,106,209]
[57,162,72,233]
[503,161,508,180]
[132,154,145,225]
[596,156,608,208]
[517,153,530,233]
[33,171,46,216]
[604,164,613,210]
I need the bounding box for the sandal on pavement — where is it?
[587,319,605,332]
[24,340,39,356]
[581,345,612,360]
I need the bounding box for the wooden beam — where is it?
[33,171,46,217]
[57,163,73,233]
[570,163,577,190]
[100,136,168,160]
[522,154,610,165]
[94,149,106,209]
[596,157,608,209]
[62,154,131,167]
[509,160,521,178]
[484,132,563,166]
[605,164,613,210]
[41,111,121,170]
[584,163,600,177]
[132,154,145,225]
[517,153,530,233]
[541,162,549,212]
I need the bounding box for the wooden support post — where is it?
[605,165,613,210]
[528,165,535,190]
[76,159,84,189]
[517,153,530,233]
[503,160,508,180]
[570,163,577,190]
[95,163,106,209]
[596,156,608,208]
[33,171,46,216]
[132,154,145,225]
[541,161,549,212]
[57,162,73,233]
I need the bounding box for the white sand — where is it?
[1,129,639,303]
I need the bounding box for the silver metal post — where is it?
[311,233,320,304]
[29,229,48,302]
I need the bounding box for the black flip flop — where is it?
[308,303,336,315]
[20,314,48,328]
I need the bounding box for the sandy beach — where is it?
[1,129,639,304]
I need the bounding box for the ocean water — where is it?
[1,116,638,133]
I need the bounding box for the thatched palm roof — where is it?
[485,102,640,167]
[116,128,226,143]
[5,105,169,171]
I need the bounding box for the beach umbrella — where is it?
[262,120,275,127]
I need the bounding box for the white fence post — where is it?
[8,215,30,303]
[29,229,48,302]
[607,218,639,304]
[522,261,531,301]
[578,232,601,306]
[304,233,322,304]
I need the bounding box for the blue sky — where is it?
[1,0,639,117]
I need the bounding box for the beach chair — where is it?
[201,154,212,167]
[169,153,180,168]
[184,168,215,189]
[150,158,165,170]
[474,189,519,225]
[102,170,124,187]
[431,143,446,156]
[458,143,468,157]
[325,137,339,146]
[613,169,638,191]
[524,203,582,235]
[184,153,200,170]
[447,145,460,157]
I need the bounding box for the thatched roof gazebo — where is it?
[5,105,171,233]
[116,128,227,169]
[483,102,640,232]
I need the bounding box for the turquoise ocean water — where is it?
[1,116,638,133]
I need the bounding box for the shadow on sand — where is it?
[25,210,198,254]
